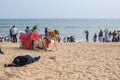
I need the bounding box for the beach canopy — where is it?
[20,32,40,50]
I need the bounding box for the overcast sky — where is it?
[0,0,120,19]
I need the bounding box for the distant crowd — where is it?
[85,29,120,42]
[1,26,120,43]
[63,36,75,43]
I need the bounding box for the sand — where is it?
[0,42,120,80]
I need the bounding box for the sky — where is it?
[0,0,120,19]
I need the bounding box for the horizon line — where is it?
[1,18,120,19]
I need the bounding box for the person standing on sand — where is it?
[112,30,117,42]
[85,30,89,42]
[104,29,109,41]
[11,25,18,43]
[93,33,97,42]
[98,29,103,42]
[9,26,14,41]
[108,31,112,41]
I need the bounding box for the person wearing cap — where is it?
[31,25,40,32]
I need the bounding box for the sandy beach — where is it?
[0,42,120,80]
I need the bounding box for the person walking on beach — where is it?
[4,55,40,67]
[11,25,18,43]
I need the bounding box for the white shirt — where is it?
[11,27,18,35]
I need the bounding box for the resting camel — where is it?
[33,29,60,51]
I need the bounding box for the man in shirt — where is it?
[11,26,18,43]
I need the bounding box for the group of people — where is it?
[0,25,61,51]
[19,25,61,51]
[2,25,61,67]
[93,29,120,42]
[2,27,120,68]
[24,25,39,34]
[84,29,120,42]
[10,26,18,43]
[0,26,18,43]
[63,36,75,43]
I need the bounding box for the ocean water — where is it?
[0,19,120,42]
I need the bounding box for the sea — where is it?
[0,19,120,42]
